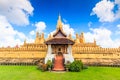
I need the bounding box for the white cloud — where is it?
[0,0,35,47]
[0,0,34,25]
[115,0,120,4]
[30,30,35,36]
[25,38,34,43]
[114,0,120,20]
[35,22,46,33]
[84,27,120,48]
[88,22,92,27]
[89,0,120,47]
[115,24,120,34]
[28,21,47,42]
[62,23,75,37]
[91,0,120,22]
[115,31,120,35]
[117,24,120,29]
[0,15,26,47]
[91,0,115,22]
[0,15,35,47]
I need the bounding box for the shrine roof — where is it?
[53,29,67,37]
[45,38,75,45]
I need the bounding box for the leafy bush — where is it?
[41,64,48,72]
[37,60,53,72]
[69,60,83,72]
[46,60,52,69]
[37,63,47,72]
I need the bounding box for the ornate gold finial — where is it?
[40,33,45,44]
[41,33,44,39]
[75,33,80,43]
[49,34,52,39]
[35,32,40,44]
[58,14,61,20]
[76,33,79,39]
[81,32,84,38]
[24,39,26,45]
[79,32,85,43]
[36,32,39,38]
[57,14,63,30]
[94,38,96,44]
[69,32,72,39]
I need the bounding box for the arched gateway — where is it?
[45,15,75,70]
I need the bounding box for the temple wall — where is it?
[72,46,120,65]
[0,51,46,58]
[0,43,120,66]
[0,45,47,64]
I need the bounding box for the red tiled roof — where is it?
[45,38,75,45]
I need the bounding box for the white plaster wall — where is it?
[64,45,74,63]
[45,45,55,63]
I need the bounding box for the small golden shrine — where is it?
[45,15,75,64]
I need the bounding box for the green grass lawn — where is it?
[0,66,120,80]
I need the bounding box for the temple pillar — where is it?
[45,45,55,63]
[64,44,74,63]
[67,45,72,55]
[47,45,52,55]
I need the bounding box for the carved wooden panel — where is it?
[51,44,68,54]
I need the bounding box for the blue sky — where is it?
[29,0,99,32]
[0,0,120,48]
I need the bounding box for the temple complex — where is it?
[0,15,120,67]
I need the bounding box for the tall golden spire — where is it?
[57,14,63,30]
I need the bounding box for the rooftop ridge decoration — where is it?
[57,14,63,30]
[53,14,67,37]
